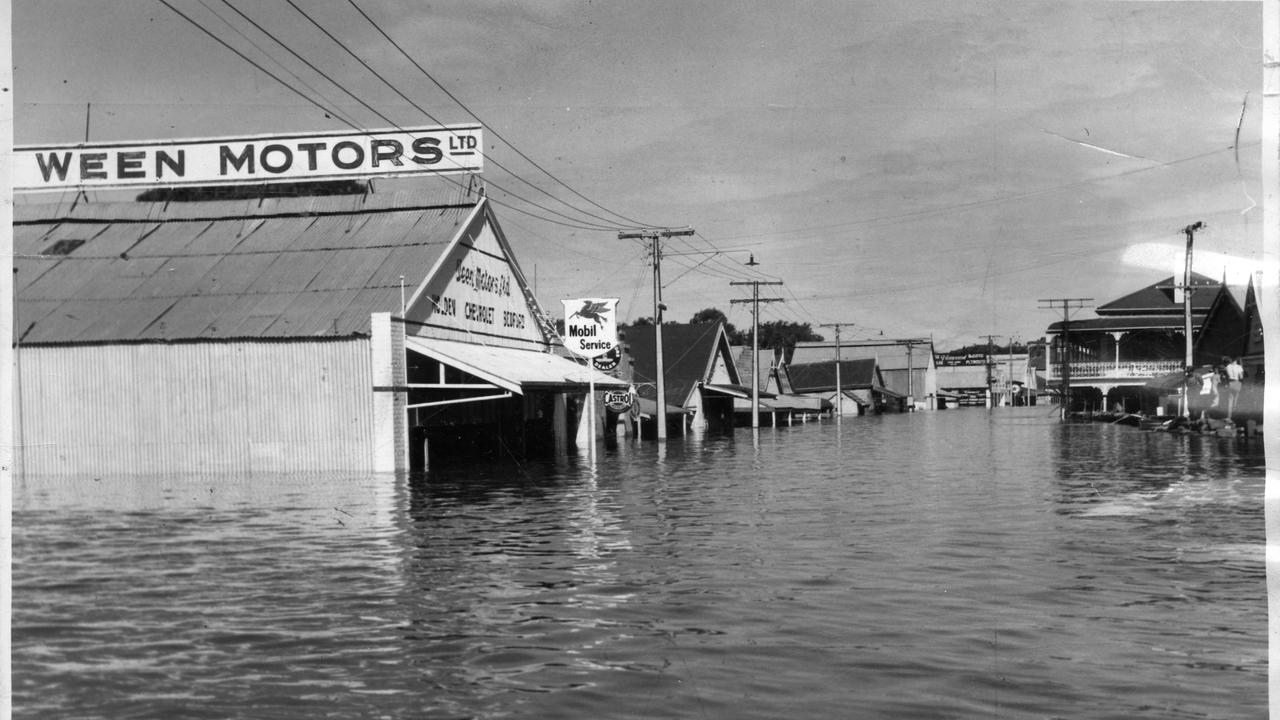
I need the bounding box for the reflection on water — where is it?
[14,408,1266,719]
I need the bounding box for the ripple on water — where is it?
[13,410,1267,719]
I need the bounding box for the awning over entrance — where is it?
[761,394,827,412]
[405,337,628,393]
[703,383,773,399]
[632,397,693,419]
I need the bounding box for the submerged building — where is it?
[620,322,748,437]
[790,339,938,410]
[13,188,622,474]
[1043,272,1243,413]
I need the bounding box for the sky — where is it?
[12,0,1267,350]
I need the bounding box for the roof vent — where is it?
[42,239,85,256]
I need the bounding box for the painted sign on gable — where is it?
[562,298,619,358]
[413,217,545,347]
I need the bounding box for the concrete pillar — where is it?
[371,312,407,473]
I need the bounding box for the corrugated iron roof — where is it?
[14,189,477,344]
[790,341,934,370]
[404,337,627,393]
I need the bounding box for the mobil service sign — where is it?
[562,298,619,359]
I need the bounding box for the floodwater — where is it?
[13,407,1267,719]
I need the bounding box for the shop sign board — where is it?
[14,125,483,192]
[561,298,619,358]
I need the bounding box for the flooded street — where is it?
[13,407,1266,719]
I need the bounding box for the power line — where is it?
[343,0,659,231]
[1038,298,1092,420]
[161,0,639,234]
[706,142,1255,246]
[618,227,697,441]
[276,0,636,232]
[156,0,350,126]
[196,0,359,129]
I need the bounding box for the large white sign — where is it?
[14,125,484,192]
[562,298,619,358]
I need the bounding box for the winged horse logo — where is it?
[570,300,612,326]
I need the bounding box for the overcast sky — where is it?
[13,1,1265,349]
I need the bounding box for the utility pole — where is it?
[730,280,784,429]
[979,335,1002,409]
[1008,339,1016,407]
[619,227,695,441]
[1177,221,1198,415]
[1039,298,1092,420]
[1153,223,1204,419]
[897,338,931,410]
[818,323,857,423]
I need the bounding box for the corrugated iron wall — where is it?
[15,339,376,475]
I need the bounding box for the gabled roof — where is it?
[624,322,738,407]
[1243,275,1264,359]
[14,188,485,344]
[1095,272,1221,316]
[731,345,781,392]
[787,358,879,393]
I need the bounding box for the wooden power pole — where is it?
[818,323,857,422]
[730,281,784,428]
[618,227,694,441]
[1039,298,1092,419]
[979,334,1002,409]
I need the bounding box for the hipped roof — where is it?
[1094,272,1221,316]
[14,188,476,344]
[1046,273,1234,335]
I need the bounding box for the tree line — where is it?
[621,307,824,360]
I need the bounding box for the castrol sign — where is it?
[561,298,619,359]
[603,390,633,413]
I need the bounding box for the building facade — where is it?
[13,190,620,474]
[1043,273,1243,413]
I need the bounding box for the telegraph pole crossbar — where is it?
[619,227,695,441]
[978,335,1002,409]
[817,323,856,422]
[730,280,784,429]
